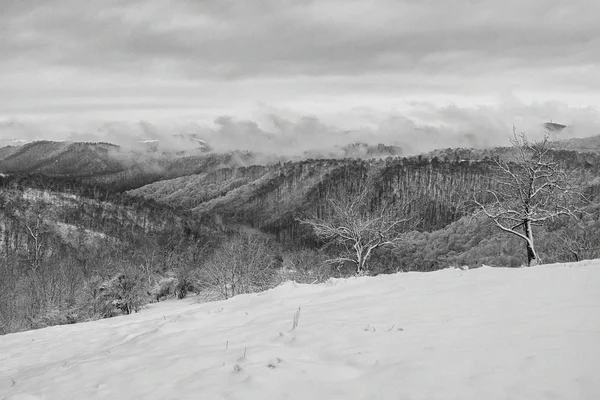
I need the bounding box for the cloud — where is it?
[1,0,599,137]
[2,1,600,81]
[2,99,599,157]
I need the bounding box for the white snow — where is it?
[21,189,79,203]
[1,261,600,400]
[54,222,109,244]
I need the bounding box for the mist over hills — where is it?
[2,126,599,173]
[5,95,600,158]
[0,137,408,190]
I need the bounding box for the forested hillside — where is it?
[0,141,263,191]
[0,174,223,334]
[129,150,600,244]
[127,144,600,273]
[0,141,124,177]
[129,158,492,240]
[0,141,407,192]
[553,134,600,154]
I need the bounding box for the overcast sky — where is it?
[1,0,599,152]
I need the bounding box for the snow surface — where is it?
[1,261,600,400]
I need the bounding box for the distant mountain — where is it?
[172,133,212,152]
[552,134,600,154]
[0,140,257,190]
[0,139,404,191]
[138,133,212,152]
[0,145,19,159]
[0,138,34,147]
[0,141,124,177]
[426,134,600,166]
[544,122,567,132]
[303,142,403,159]
[3,133,599,196]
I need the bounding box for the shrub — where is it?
[148,271,195,302]
[278,249,338,283]
[199,233,279,299]
[93,273,148,317]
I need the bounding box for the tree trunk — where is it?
[524,220,539,267]
[356,258,365,275]
[356,245,375,275]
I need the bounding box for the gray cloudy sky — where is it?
[1,0,600,152]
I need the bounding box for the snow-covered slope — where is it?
[2,261,600,400]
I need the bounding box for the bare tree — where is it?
[23,211,46,274]
[552,219,600,262]
[473,132,584,267]
[202,233,277,299]
[298,185,415,275]
[279,249,333,284]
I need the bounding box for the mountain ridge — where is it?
[2,133,599,182]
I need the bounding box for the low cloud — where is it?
[2,99,599,157]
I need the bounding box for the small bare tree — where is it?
[23,211,46,274]
[202,233,277,299]
[299,185,415,275]
[552,219,600,262]
[474,132,584,267]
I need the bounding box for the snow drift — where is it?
[1,261,600,400]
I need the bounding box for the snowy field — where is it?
[1,261,600,400]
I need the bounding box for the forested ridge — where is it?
[0,141,263,192]
[130,158,489,237]
[0,174,222,334]
[129,151,600,244]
